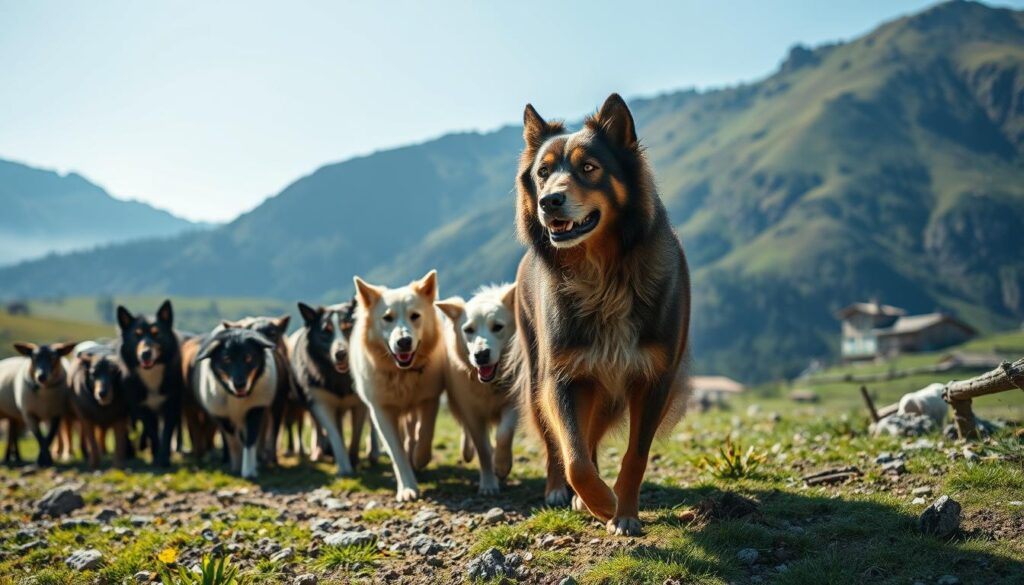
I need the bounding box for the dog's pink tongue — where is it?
[478,365,496,379]
[396,352,413,363]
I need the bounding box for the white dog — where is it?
[436,283,519,495]
[350,270,446,501]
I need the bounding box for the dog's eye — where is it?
[410,312,420,322]
[382,313,395,323]
[135,328,144,337]
[223,356,231,364]
[323,323,333,333]
[463,326,475,336]
[492,323,504,333]
[538,166,550,179]
[244,354,253,364]
[583,163,597,173]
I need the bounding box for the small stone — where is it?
[293,574,318,585]
[17,540,45,552]
[134,570,153,583]
[874,452,894,464]
[881,460,906,475]
[920,495,961,538]
[911,486,933,496]
[426,557,443,567]
[558,577,578,585]
[466,547,509,581]
[364,500,380,511]
[130,514,155,526]
[412,509,440,526]
[912,497,926,505]
[36,485,85,518]
[962,447,979,462]
[65,548,103,571]
[60,517,98,529]
[324,529,375,548]
[95,509,119,524]
[270,547,295,563]
[113,526,134,538]
[937,576,960,585]
[322,497,350,511]
[482,507,506,525]
[1008,501,1024,507]
[737,548,759,564]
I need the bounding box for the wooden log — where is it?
[860,385,879,422]
[941,357,1024,439]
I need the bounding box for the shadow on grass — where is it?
[584,482,1024,585]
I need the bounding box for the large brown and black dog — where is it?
[514,93,691,536]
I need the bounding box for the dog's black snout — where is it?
[473,349,491,366]
[539,192,566,212]
[37,372,48,383]
[140,349,153,362]
[334,350,347,362]
[396,337,413,351]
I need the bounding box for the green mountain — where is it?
[0,158,207,265]
[2,0,1023,381]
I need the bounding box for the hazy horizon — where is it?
[3,0,1023,223]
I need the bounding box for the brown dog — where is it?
[513,94,691,535]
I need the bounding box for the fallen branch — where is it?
[803,466,862,486]
[942,357,1024,439]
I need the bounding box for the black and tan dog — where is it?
[68,343,131,468]
[117,300,184,467]
[514,94,691,535]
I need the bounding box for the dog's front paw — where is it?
[606,516,643,536]
[545,486,572,507]
[478,476,500,496]
[395,486,420,502]
[336,464,356,478]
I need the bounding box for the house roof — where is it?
[691,375,745,394]
[874,313,977,337]
[835,301,906,320]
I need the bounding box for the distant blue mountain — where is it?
[0,158,209,265]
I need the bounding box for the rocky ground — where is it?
[1,405,1023,584]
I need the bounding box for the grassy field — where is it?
[0,319,1021,583]
[0,311,112,359]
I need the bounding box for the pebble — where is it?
[324,529,375,548]
[962,447,980,462]
[881,460,906,475]
[134,570,153,583]
[466,547,514,581]
[36,485,85,518]
[130,514,155,526]
[920,495,961,538]
[95,508,119,524]
[912,497,926,505]
[874,452,894,464]
[322,497,350,511]
[17,540,45,552]
[270,547,295,563]
[558,578,578,585]
[482,507,506,525]
[737,548,759,564]
[294,574,318,585]
[65,548,103,571]
[937,576,960,585]
[911,486,933,496]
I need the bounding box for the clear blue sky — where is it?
[1,0,1021,222]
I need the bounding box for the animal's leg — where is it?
[412,396,440,471]
[369,406,420,502]
[156,407,176,468]
[402,414,416,460]
[366,419,381,464]
[348,405,367,468]
[463,415,498,495]
[309,402,353,477]
[494,405,519,481]
[609,376,678,536]
[531,385,570,506]
[551,380,616,522]
[82,420,99,468]
[28,416,52,467]
[112,419,128,469]
[242,407,266,479]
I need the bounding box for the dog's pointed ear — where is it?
[253,333,276,351]
[116,306,134,331]
[589,93,637,150]
[500,283,517,312]
[274,315,290,334]
[54,342,77,357]
[221,320,237,329]
[523,104,562,151]
[412,270,438,301]
[157,300,173,326]
[353,277,383,308]
[435,297,465,322]
[297,302,321,326]
[196,337,222,361]
[13,342,36,357]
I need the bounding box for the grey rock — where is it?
[134,570,154,583]
[911,486,933,496]
[270,547,295,563]
[322,497,350,511]
[65,548,103,571]
[881,460,907,475]
[294,574,318,585]
[937,576,960,585]
[871,413,934,437]
[308,517,334,533]
[962,447,980,462]
[482,507,506,525]
[411,534,441,556]
[324,529,375,548]
[113,526,134,538]
[912,497,926,505]
[737,548,759,564]
[36,485,85,518]
[466,547,510,581]
[412,509,440,526]
[920,495,961,538]
[130,514,155,526]
[95,508,119,524]
[558,578,578,585]
[17,540,45,553]
[60,517,98,529]
[874,452,894,464]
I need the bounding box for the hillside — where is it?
[2,1,1023,381]
[0,311,111,359]
[0,159,206,265]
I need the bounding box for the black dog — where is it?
[117,300,184,467]
[69,344,131,468]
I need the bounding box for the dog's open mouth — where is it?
[392,351,416,369]
[548,211,600,242]
[140,358,156,369]
[334,362,350,374]
[476,364,497,383]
